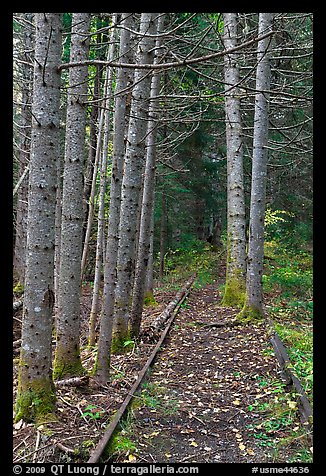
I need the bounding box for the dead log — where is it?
[148,273,196,332]
[55,376,89,387]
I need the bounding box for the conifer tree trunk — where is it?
[94,13,135,383]
[53,13,91,379]
[15,13,62,423]
[221,12,247,308]
[13,13,34,285]
[112,13,157,350]
[159,187,167,279]
[145,207,155,297]
[88,13,118,347]
[238,13,274,321]
[129,13,164,338]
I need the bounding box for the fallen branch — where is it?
[55,376,89,387]
[55,441,75,454]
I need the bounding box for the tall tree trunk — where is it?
[112,13,157,350]
[83,25,103,244]
[53,13,91,379]
[15,13,62,423]
[221,12,247,308]
[129,13,164,338]
[80,110,104,279]
[13,13,34,285]
[159,187,167,279]
[94,13,135,383]
[145,205,155,298]
[238,13,274,321]
[54,151,64,324]
[88,13,118,347]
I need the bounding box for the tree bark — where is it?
[94,13,135,383]
[88,13,118,347]
[238,13,274,321]
[159,187,167,279]
[15,13,62,423]
[53,13,91,379]
[112,13,157,350]
[221,12,247,308]
[13,13,34,284]
[129,14,164,338]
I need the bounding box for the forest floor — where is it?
[13,274,311,464]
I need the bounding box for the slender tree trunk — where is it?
[94,13,135,383]
[112,13,157,350]
[13,13,34,285]
[159,187,167,279]
[238,13,274,321]
[129,14,164,338]
[145,205,155,298]
[83,28,103,244]
[221,12,247,308]
[88,13,118,347]
[53,13,91,379]
[15,13,62,423]
[80,110,104,279]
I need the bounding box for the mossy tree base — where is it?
[15,377,56,424]
[111,330,131,354]
[221,278,246,308]
[236,303,265,323]
[53,351,86,381]
[143,291,158,307]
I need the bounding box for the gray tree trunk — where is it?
[221,12,247,308]
[94,13,135,383]
[15,13,62,423]
[129,13,164,338]
[238,13,274,321]
[112,13,157,350]
[13,13,34,285]
[145,206,155,297]
[53,13,91,379]
[159,187,167,279]
[88,13,118,347]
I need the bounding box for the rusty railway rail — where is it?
[87,273,196,463]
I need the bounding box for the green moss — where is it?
[111,329,131,354]
[53,350,86,380]
[236,303,265,323]
[143,291,158,306]
[221,276,246,308]
[15,377,56,424]
[13,281,24,294]
[105,432,137,459]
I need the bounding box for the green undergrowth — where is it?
[158,239,224,291]
[262,239,313,401]
[246,373,313,462]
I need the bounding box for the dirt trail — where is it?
[127,284,282,463]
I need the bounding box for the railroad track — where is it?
[87,273,312,463]
[88,273,197,463]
